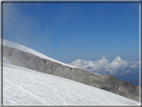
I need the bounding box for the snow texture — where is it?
[2,39,141,102]
[1,39,141,105]
[3,62,140,105]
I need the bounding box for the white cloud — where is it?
[69,56,139,75]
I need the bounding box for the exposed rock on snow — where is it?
[3,45,140,102]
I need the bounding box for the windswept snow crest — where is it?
[2,39,77,68]
[3,63,140,105]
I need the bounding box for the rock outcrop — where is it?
[3,45,140,102]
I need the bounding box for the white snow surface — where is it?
[2,39,77,68]
[1,39,140,105]
[3,62,140,105]
[3,56,11,64]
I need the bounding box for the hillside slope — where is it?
[2,39,141,102]
[3,62,140,105]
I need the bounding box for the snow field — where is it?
[1,39,140,105]
[3,63,140,105]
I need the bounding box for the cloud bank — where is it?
[69,56,139,75]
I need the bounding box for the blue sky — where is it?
[3,3,139,62]
[3,3,140,78]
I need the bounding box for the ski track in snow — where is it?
[3,63,140,105]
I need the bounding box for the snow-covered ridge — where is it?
[2,39,77,68]
[2,39,140,102]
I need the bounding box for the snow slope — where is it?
[3,62,140,105]
[2,39,77,68]
[1,39,140,105]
